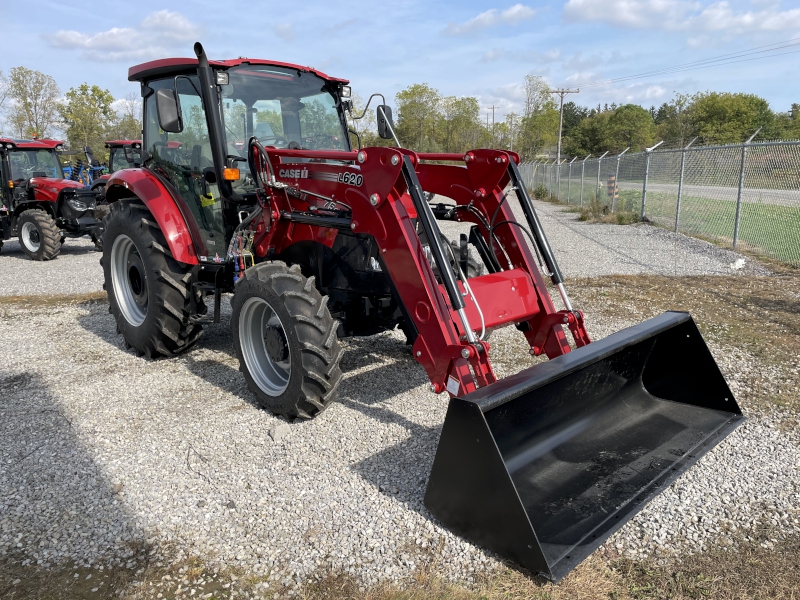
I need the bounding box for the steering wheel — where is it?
[248,137,273,189]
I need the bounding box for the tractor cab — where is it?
[0,138,69,208]
[128,55,352,255]
[106,140,143,172]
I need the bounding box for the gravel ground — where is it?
[0,237,103,296]
[1,198,796,593]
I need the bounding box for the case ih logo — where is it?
[279,168,308,179]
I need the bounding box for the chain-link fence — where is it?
[518,140,800,267]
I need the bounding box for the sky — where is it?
[2,0,799,123]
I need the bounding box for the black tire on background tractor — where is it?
[92,203,110,251]
[232,262,344,420]
[17,209,62,260]
[102,199,202,358]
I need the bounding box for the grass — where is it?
[624,190,800,266]
[537,185,800,266]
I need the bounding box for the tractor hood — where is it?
[28,177,86,203]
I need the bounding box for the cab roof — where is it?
[128,58,348,85]
[0,138,64,149]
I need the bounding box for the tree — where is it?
[107,93,143,142]
[562,110,612,156]
[653,93,694,146]
[440,95,482,152]
[517,75,558,159]
[689,92,774,144]
[561,102,588,138]
[395,83,442,152]
[606,104,655,152]
[6,67,61,138]
[0,70,8,136]
[60,83,116,160]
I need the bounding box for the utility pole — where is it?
[509,114,514,151]
[548,88,578,199]
[547,89,579,164]
[487,105,498,142]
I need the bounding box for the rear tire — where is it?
[102,199,202,358]
[17,209,62,260]
[232,262,343,420]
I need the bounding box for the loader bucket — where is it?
[424,311,743,582]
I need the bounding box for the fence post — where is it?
[567,156,576,204]
[733,128,761,248]
[674,137,697,232]
[611,147,629,212]
[595,151,609,201]
[556,160,561,200]
[579,154,590,206]
[640,141,664,221]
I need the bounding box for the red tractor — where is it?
[0,138,107,258]
[90,140,143,195]
[101,43,742,581]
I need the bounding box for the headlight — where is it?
[68,198,89,211]
[341,85,351,99]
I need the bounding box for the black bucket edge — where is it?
[424,311,745,582]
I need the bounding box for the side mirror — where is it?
[123,147,134,163]
[156,88,183,133]
[377,105,394,140]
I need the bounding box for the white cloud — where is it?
[48,10,202,62]
[275,23,294,42]
[445,4,536,36]
[481,48,505,62]
[563,0,800,35]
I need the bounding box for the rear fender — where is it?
[104,169,199,265]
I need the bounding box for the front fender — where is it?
[105,169,199,265]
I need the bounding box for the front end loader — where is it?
[100,43,743,581]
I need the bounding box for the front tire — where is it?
[17,209,62,260]
[232,262,343,420]
[102,199,202,358]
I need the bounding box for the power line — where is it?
[571,36,800,89]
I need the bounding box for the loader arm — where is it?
[251,145,590,396]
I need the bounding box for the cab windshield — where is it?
[109,146,141,172]
[219,65,348,156]
[8,149,63,180]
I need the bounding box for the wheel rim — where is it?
[239,297,291,396]
[111,234,148,326]
[21,221,41,252]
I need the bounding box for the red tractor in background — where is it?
[90,140,143,196]
[100,43,743,581]
[0,138,107,258]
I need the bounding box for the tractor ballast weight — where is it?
[102,44,744,581]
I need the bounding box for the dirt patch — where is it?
[0,292,106,309]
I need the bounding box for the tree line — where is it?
[354,79,798,160]
[559,92,800,157]
[0,67,141,163]
[2,64,796,164]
